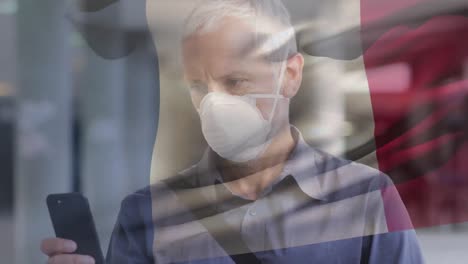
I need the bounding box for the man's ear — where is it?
[282,53,304,99]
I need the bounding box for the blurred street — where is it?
[417,225,468,264]
[1,213,467,263]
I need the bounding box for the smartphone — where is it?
[47,193,105,264]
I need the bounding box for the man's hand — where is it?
[40,238,95,264]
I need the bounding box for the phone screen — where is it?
[47,193,105,264]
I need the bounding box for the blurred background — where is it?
[0,0,467,263]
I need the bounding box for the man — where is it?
[41,0,424,263]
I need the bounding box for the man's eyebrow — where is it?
[216,71,252,80]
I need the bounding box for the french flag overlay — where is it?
[361,0,468,229]
[302,0,468,231]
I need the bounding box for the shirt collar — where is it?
[196,126,326,201]
[280,126,325,200]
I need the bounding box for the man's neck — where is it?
[217,125,296,200]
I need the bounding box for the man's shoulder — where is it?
[312,149,393,201]
[123,163,201,198]
[119,164,204,221]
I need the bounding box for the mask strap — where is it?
[267,60,288,122]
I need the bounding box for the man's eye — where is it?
[226,79,247,88]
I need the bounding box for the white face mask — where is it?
[198,62,287,163]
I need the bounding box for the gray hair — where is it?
[182,0,297,62]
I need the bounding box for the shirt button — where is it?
[249,210,257,216]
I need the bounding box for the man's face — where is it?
[182,17,286,120]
